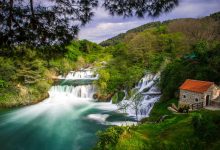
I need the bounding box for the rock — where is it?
[93,93,113,102]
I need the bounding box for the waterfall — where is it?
[0,68,139,150]
[56,69,161,121]
[58,68,98,80]
[49,85,96,99]
[118,72,161,121]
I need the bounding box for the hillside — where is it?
[100,12,220,47]
[100,21,161,46]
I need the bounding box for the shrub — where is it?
[192,114,219,142]
[0,79,8,88]
[95,126,124,150]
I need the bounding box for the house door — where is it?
[206,95,210,106]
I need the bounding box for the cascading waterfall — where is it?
[48,68,98,101]
[0,68,124,150]
[49,85,96,99]
[58,68,98,80]
[118,72,161,121]
[0,68,160,150]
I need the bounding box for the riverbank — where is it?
[94,98,220,150]
[0,91,49,108]
[0,80,52,108]
[0,68,138,150]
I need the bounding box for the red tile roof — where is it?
[179,79,214,93]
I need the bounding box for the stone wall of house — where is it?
[203,86,213,106]
[203,85,219,106]
[179,90,204,107]
[209,85,220,100]
[179,84,219,108]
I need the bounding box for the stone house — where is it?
[179,79,220,110]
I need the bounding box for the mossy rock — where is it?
[93,93,113,102]
[142,87,150,93]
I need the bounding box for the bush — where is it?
[192,113,219,142]
[0,79,8,88]
[95,126,124,150]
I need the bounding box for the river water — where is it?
[0,69,134,150]
[0,69,160,150]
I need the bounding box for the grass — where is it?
[95,98,220,150]
[115,114,193,150]
[142,98,178,122]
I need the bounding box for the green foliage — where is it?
[0,80,7,88]
[96,99,220,150]
[160,42,220,100]
[0,57,16,82]
[111,91,125,104]
[144,99,178,122]
[50,58,74,75]
[158,32,186,57]
[0,39,105,107]
[95,13,220,150]
[98,15,220,98]
[209,11,220,21]
[96,69,110,93]
[100,22,161,46]
[95,126,125,150]
[98,35,153,93]
[192,112,220,143]
[117,92,125,102]
[111,94,118,104]
[65,41,82,61]
[147,52,165,72]
[155,25,167,34]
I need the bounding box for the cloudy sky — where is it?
[78,0,220,43]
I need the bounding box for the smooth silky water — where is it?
[0,70,134,150]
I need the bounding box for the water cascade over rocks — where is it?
[58,68,99,80]
[0,68,125,150]
[118,72,161,121]
[0,68,160,150]
[49,85,96,99]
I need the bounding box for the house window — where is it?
[195,98,199,102]
[183,95,186,99]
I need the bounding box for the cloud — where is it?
[79,0,220,43]
[79,21,148,43]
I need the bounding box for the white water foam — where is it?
[87,114,110,123]
[1,69,160,128]
[1,68,121,126]
[49,84,96,99]
[118,72,161,121]
[58,68,98,80]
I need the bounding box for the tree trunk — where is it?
[30,0,36,29]
[30,0,35,17]
[9,0,14,31]
[135,107,138,121]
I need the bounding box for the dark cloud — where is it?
[79,0,220,43]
